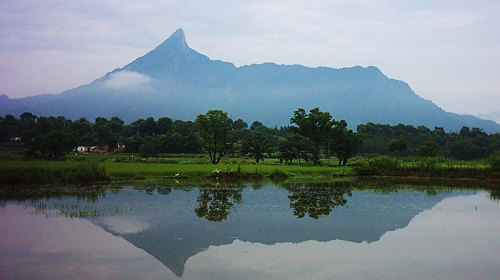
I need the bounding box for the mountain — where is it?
[1,28,499,133]
[477,111,500,124]
[19,184,459,277]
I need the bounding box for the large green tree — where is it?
[332,121,363,166]
[195,110,237,164]
[388,138,407,157]
[242,130,272,163]
[290,108,337,165]
[40,131,77,159]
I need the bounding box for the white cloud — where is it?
[100,216,151,234]
[102,70,152,91]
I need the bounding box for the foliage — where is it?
[0,160,109,185]
[40,131,77,159]
[358,123,498,160]
[418,141,440,157]
[194,184,243,221]
[388,138,407,156]
[241,130,272,163]
[290,108,337,165]
[195,110,238,164]
[331,120,363,166]
[277,134,314,164]
[1,110,497,163]
[490,157,500,172]
[286,183,352,219]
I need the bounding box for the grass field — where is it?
[0,160,109,185]
[0,153,498,186]
[103,161,355,179]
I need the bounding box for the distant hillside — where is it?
[477,111,500,124]
[1,28,499,133]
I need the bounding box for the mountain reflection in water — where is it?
[1,182,476,278]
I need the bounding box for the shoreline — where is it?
[1,159,498,187]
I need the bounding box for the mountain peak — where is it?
[156,28,188,51]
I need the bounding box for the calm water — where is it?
[1,182,499,279]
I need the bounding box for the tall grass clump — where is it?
[268,169,289,179]
[0,160,109,185]
[490,157,500,172]
[354,156,400,175]
[73,160,109,183]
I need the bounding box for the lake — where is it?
[1,181,499,279]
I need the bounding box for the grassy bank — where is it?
[104,161,355,180]
[0,155,498,186]
[353,156,499,180]
[0,160,109,185]
[0,159,354,185]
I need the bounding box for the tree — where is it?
[139,134,163,156]
[194,184,242,222]
[242,130,272,163]
[287,183,351,219]
[250,121,264,130]
[332,121,363,166]
[167,120,202,153]
[232,118,248,130]
[418,140,440,157]
[290,108,337,165]
[39,131,77,159]
[157,117,173,134]
[22,129,41,157]
[195,110,237,164]
[120,132,143,153]
[277,134,314,164]
[388,138,407,156]
[95,124,116,149]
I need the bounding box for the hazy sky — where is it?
[1,0,499,115]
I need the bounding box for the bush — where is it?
[490,157,500,172]
[368,156,400,170]
[268,169,288,179]
[353,156,400,175]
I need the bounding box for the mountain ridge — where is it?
[1,29,499,133]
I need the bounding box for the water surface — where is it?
[1,182,499,279]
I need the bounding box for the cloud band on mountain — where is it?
[102,70,152,90]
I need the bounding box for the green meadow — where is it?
[0,153,498,186]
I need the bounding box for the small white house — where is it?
[76,146,98,153]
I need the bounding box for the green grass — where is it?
[0,160,109,185]
[103,161,355,180]
[353,155,497,179]
[1,153,497,186]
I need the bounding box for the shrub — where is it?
[268,169,288,179]
[490,157,500,172]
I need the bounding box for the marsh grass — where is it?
[0,160,109,185]
[1,153,496,186]
[103,161,354,180]
[353,156,495,179]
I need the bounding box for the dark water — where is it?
[1,182,499,279]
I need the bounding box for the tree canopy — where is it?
[195,110,238,164]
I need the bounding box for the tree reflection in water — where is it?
[286,183,352,219]
[194,183,243,222]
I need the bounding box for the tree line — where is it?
[1,109,498,162]
[358,123,500,160]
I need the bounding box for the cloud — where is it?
[100,216,151,235]
[102,70,152,90]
